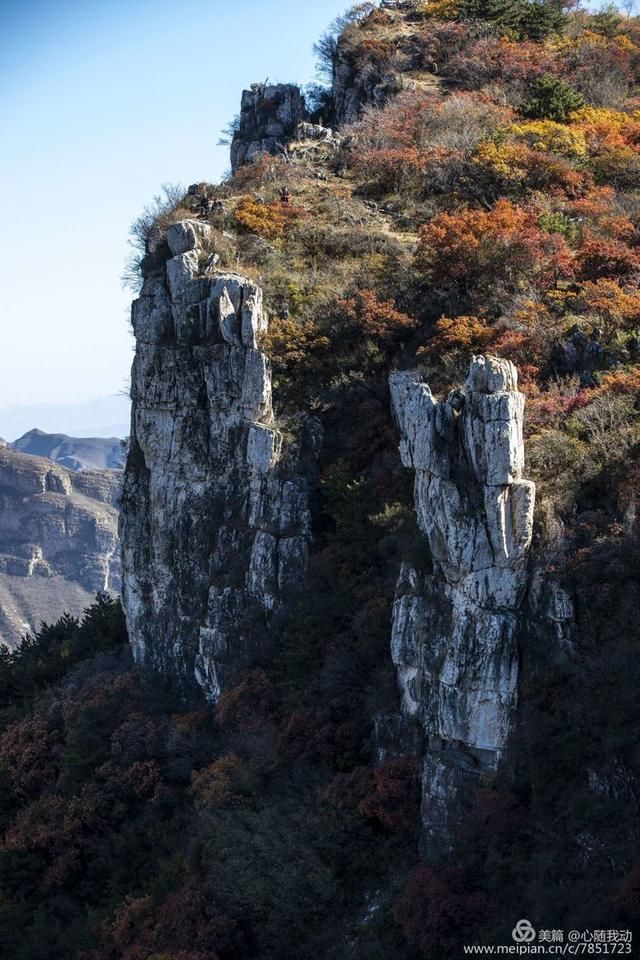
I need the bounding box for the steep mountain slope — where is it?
[1,2,639,958]
[0,445,121,646]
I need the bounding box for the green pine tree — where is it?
[461,0,568,40]
[519,0,568,41]
[591,4,623,39]
[460,0,526,33]
[521,75,585,123]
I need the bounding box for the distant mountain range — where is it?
[0,394,130,443]
[9,429,126,472]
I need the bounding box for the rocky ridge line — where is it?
[11,429,126,472]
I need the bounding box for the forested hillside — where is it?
[1,2,639,957]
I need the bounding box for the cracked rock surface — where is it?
[121,221,319,700]
[230,84,308,173]
[0,445,120,646]
[389,356,536,844]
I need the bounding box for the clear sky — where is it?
[0,0,350,410]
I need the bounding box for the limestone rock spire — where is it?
[388,356,536,844]
[120,220,319,700]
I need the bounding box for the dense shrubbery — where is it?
[325,3,640,512]
[521,74,585,121]
[415,199,574,310]
[459,0,569,41]
[0,594,127,718]
[233,197,307,240]
[0,588,421,959]
[3,519,638,958]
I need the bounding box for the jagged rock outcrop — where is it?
[230,84,308,173]
[121,220,319,700]
[551,324,605,387]
[296,121,337,143]
[389,356,536,845]
[0,446,121,646]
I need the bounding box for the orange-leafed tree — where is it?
[577,232,640,281]
[338,289,418,342]
[395,864,493,957]
[234,197,305,240]
[416,200,574,311]
[357,756,420,832]
[575,278,640,338]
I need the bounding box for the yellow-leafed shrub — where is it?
[234,197,305,240]
[572,107,640,149]
[510,120,588,158]
[418,0,461,20]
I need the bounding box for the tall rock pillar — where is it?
[389,356,536,844]
[120,220,318,700]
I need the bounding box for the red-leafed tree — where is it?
[357,756,420,832]
[395,864,494,957]
[416,200,574,310]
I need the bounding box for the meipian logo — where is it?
[512,920,536,944]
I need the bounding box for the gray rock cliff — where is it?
[120,220,318,700]
[230,84,308,173]
[332,49,404,128]
[389,356,536,845]
[0,446,121,646]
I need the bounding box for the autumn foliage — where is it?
[215,668,278,732]
[357,756,420,831]
[3,2,640,957]
[416,199,573,308]
[338,289,418,342]
[234,197,306,240]
[395,865,494,957]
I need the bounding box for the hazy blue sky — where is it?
[0,0,349,410]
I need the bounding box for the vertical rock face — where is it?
[230,84,308,173]
[121,220,318,700]
[389,357,536,845]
